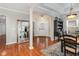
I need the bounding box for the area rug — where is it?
[41,42,73,56]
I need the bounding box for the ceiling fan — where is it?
[67,4,77,19]
[63,4,78,20]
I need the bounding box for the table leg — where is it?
[61,40,63,52]
[46,37,48,48]
[37,37,39,45]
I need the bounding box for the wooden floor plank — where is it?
[0,38,56,56]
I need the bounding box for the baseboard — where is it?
[6,42,17,45]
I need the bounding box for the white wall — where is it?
[0,6,60,45]
[63,18,67,32]
[0,8,28,45]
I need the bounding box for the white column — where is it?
[29,7,33,49]
[51,17,54,41]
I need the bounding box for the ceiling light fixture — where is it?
[67,4,77,19]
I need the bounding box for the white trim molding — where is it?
[6,42,17,45]
[0,6,27,15]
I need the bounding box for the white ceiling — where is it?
[0,3,40,14]
[40,3,79,15]
[0,3,79,16]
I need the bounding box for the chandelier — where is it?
[67,4,77,19]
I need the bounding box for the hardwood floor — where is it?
[0,38,57,56]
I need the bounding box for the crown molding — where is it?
[0,6,28,15]
[35,6,61,17]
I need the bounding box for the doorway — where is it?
[0,15,6,50]
[17,20,29,43]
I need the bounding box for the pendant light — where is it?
[67,4,77,19]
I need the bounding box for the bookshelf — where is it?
[54,17,63,40]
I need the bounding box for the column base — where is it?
[29,46,34,50]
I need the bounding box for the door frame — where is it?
[17,20,29,44]
[0,15,6,48]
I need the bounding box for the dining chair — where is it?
[58,30,64,52]
[63,35,79,56]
